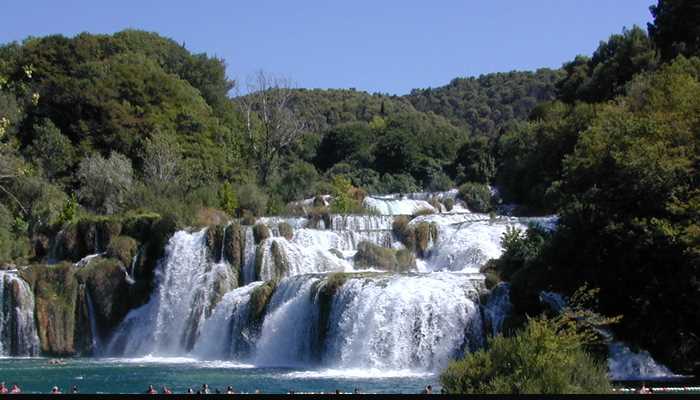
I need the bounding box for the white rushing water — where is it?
[608,342,681,381]
[192,282,263,360]
[0,270,40,356]
[324,272,483,371]
[409,214,527,273]
[103,189,563,373]
[106,229,236,355]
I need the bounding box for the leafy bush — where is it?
[218,183,238,217]
[238,183,268,217]
[440,317,611,394]
[458,182,492,213]
[77,152,133,215]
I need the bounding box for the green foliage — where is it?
[495,101,595,210]
[557,26,658,103]
[57,194,79,226]
[329,175,363,214]
[218,182,238,217]
[237,183,268,217]
[408,69,563,136]
[649,0,700,61]
[458,182,492,213]
[278,160,319,202]
[493,225,550,281]
[452,136,495,184]
[440,316,611,394]
[27,119,75,181]
[77,152,133,215]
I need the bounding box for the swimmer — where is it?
[146,384,157,394]
[51,386,61,394]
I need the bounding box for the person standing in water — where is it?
[146,384,157,394]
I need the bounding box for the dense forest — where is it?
[1,0,699,378]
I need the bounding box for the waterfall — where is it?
[0,270,40,357]
[362,196,437,215]
[192,282,263,360]
[106,229,237,355]
[410,214,527,272]
[253,276,321,367]
[257,238,350,281]
[323,272,483,371]
[608,342,680,380]
[103,189,564,372]
[242,227,256,284]
[482,282,511,336]
[85,286,101,355]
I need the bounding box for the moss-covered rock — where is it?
[253,224,270,244]
[224,223,243,272]
[241,211,256,226]
[249,279,277,325]
[353,241,416,272]
[392,216,416,250]
[76,257,131,340]
[396,249,416,270]
[307,206,331,229]
[206,224,225,261]
[269,240,289,281]
[105,236,138,267]
[415,222,438,258]
[444,198,455,212]
[20,262,79,356]
[313,272,348,360]
[278,222,294,240]
[328,248,344,259]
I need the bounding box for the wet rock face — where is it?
[20,263,79,356]
[77,257,131,338]
[223,223,243,273]
[253,224,270,245]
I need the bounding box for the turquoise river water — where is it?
[0,357,436,394]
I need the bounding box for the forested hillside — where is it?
[407,69,562,136]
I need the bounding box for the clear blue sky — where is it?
[1,0,654,95]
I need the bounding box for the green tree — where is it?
[649,0,700,61]
[77,152,133,214]
[440,316,611,394]
[452,136,495,184]
[557,26,658,103]
[27,119,75,180]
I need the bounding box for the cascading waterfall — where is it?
[85,286,101,355]
[482,282,511,336]
[0,270,40,357]
[106,229,237,355]
[410,214,527,272]
[253,276,322,367]
[323,272,483,371]
[242,227,256,284]
[257,237,350,282]
[104,190,566,374]
[192,282,263,360]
